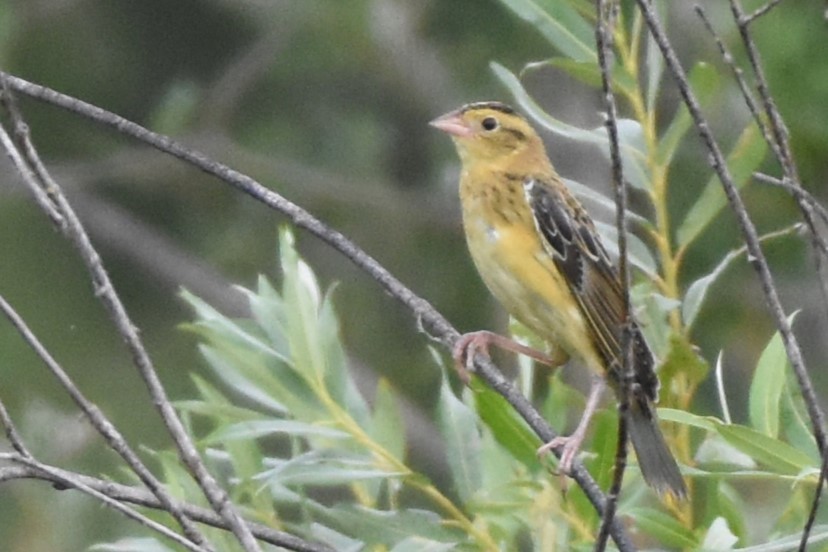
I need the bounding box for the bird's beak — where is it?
[429,110,474,138]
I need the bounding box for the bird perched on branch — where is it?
[431,101,686,499]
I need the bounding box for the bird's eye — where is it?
[481,116,499,131]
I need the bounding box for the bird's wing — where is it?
[524,177,659,401]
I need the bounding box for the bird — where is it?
[430,101,686,500]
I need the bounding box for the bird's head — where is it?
[430,102,544,166]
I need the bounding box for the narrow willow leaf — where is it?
[733,525,828,551]
[497,0,595,61]
[628,507,698,548]
[701,517,738,551]
[370,378,406,462]
[682,246,743,329]
[492,63,650,190]
[594,221,658,278]
[390,537,458,552]
[319,287,370,427]
[197,344,289,415]
[695,435,756,470]
[676,123,767,247]
[205,419,349,443]
[749,314,796,439]
[683,226,800,328]
[309,523,364,552]
[436,375,481,503]
[657,334,710,399]
[280,226,327,382]
[261,453,403,486]
[658,408,719,432]
[781,368,819,463]
[563,178,650,228]
[322,505,462,546]
[645,24,664,112]
[547,57,637,96]
[241,275,290,356]
[90,538,174,552]
[715,424,814,475]
[181,288,292,365]
[656,62,719,166]
[472,379,541,470]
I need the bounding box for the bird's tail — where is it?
[628,397,687,500]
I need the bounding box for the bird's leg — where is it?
[537,375,606,474]
[452,330,566,383]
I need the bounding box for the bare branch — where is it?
[634,0,827,459]
[594,1,630,549]
[0,77,260,552]
[0,452,209,552]
[0,464,334,552]
[0,71,634,551]
[0,292,214,550]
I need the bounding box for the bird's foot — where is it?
[452,330,564,384]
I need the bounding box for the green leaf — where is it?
[683,246,744,329]
[181,288,292,366]
[436,375,482,503]
[780,368,820,463]
[701,517,738,551]
[205,419,349,443]
[260,452,404,487]
[715,424,814,475]
[594,220,658,279]
[370,378,406,462]
[733,524,828,551]
[749,315,796,438]
[308,523,364,552]
[656,62,719,167]
[197,344,290,415]
[472,379,541,470]
[676,123,767,247]
[321,505,462,546]
[319,287,371,428]
[645,21,664,112]
[545,57,637,96]
[492,62,649,189]
[658,408,720,432]
[280,227,329,384]
[497,0,595,61]
[91,538,174,552]
[390,537,458,552]
[628,507,698,548]
[242,275,290,357]
[657,334,710,399]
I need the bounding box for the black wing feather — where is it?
[524,177,658,402]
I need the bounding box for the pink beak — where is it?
[429,110,474,138]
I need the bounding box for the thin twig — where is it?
[0,399,30,457]
[0,78,261,552]
[0,292,214,550]
[0,463,334,552]
[0,452,209,552]
[0,71,635,552]
[726,0,828,543]
[753,173,828,231]
[741,0,784,26]
[634,0,826,456]
[594,1,630,550]
[695,5,828,278]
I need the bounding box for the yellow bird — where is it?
[431,101,686,499]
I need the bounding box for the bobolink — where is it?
[431,101,686,499]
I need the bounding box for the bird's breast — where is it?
[459,174,602,371]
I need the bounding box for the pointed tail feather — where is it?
[628,398,687,500]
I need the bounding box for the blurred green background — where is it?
[1,1,827,549]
